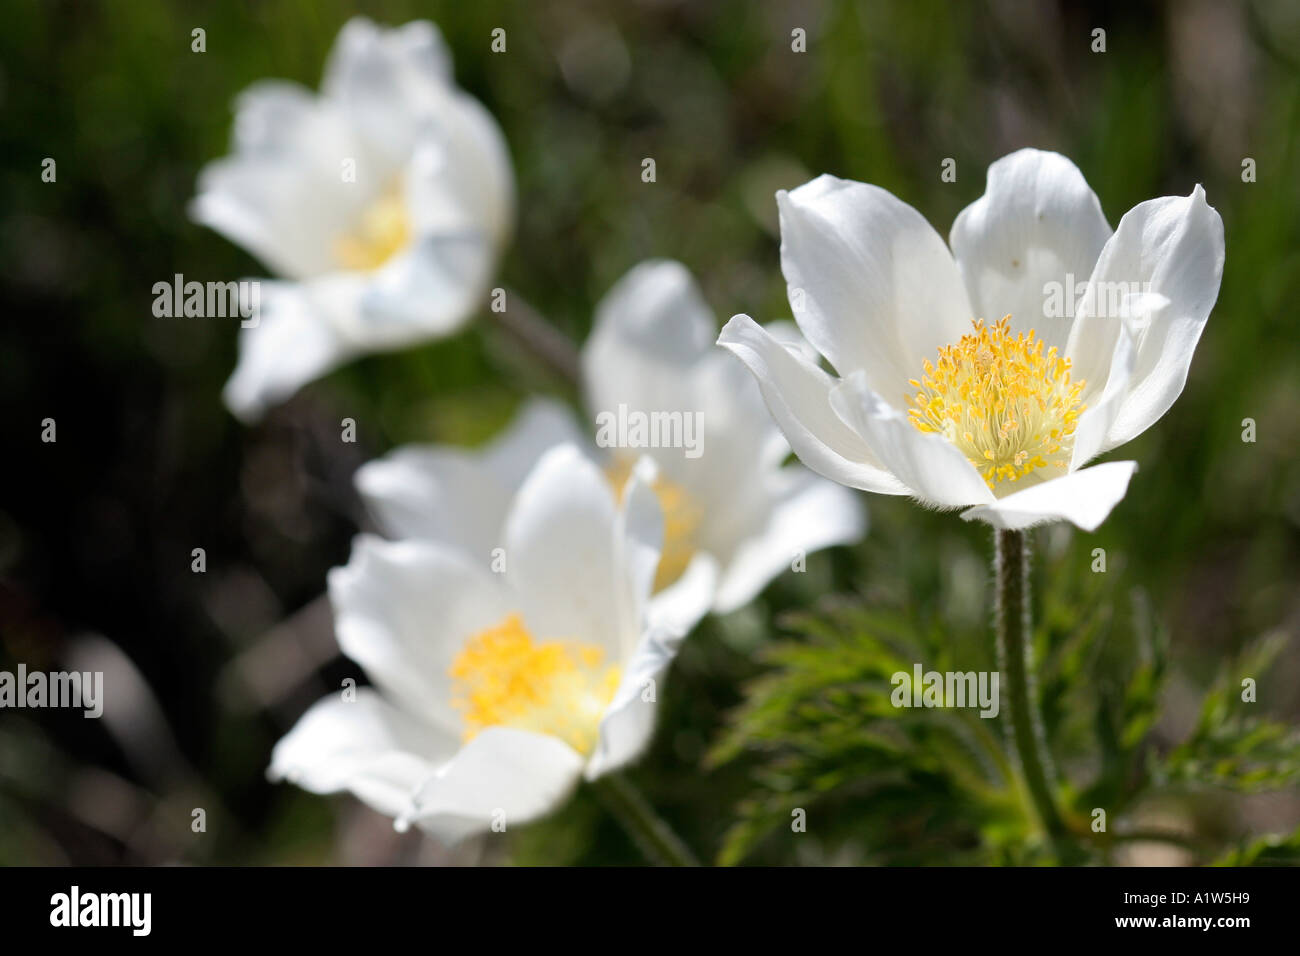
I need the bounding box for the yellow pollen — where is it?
[605,458,702,590]
[333,182,412,272]
[906,316,1086,491]
[449,613,621,755]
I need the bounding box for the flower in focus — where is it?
[269,445,714,842]
[719,149,1224,531]
[192,18,513,421]
[354,259,866,613]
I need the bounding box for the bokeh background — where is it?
[2,0,1298,864]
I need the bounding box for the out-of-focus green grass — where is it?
[1,0,1297,864]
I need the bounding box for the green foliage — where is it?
[709,540,1300,866]
[1212,824,1300,866]
[708,602,1024,865]
[1045,575,1170,820]
[1156,634,1300,794]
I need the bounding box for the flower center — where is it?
[605,458,702,590]
[449,613,621,754]
[333,182,412,272]
[906,316,1086,490]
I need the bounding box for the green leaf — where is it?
[708,600,1021,865]
[1157,633,1300,793]
[1211,823,1300,866]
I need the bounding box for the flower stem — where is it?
[487,286,582,386]
[994,528,1069,849]
[591,772,701,867]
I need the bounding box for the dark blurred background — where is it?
[1,0,1298,864]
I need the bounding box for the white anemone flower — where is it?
[269,444,714,842]
[192,18,513,422]
[719,149,1224,531]
[353,259,866,614]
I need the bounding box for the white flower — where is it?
[269,445,714,842]
[354,259,866,614]
[192,18,513,422]
[718,149,1224,531]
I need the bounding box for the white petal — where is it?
[329,231,492,349]
[960,461,1138,531]
[407,727,585,843]
[1065,186,1224,451]
[269,689,455,822]
[582,259,717,422]
[480,397,591,488]
[402,100,515,246]
[666,347,788,499]
[830,372,995,508]
[355,397,587,556]
[324,17,453,86]
[328,535,512,734]
[192,88,364,280]
[612,457,666,658]
[712,468,866,614]
[228,80,321,155]
[950,148,1112,348]
[320,18,454,168]
[321,19,513,245]
[1069,323,1137,470]
[502,445,631,656]
[221,277,364,423]
[647,551,718,637]
[356,396,588,552]
[585,627,682,780]
[717,315,910,495]
[354,447,512,557]
[662,326,862,614]
[778,174,972,395]
[763,319,823,366]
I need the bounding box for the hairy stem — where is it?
[591,772,701,867]
[994,528,1069,848]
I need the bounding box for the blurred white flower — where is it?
[192,18,513,421]
[269,445,714,842]
[719,149,1224,531]
[355,260,866,614]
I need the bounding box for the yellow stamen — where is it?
[333,182,412,272]
[906,316,1086,491]
[449,613,621,755]
[605,458,702,590]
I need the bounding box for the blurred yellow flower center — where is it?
[605,458,702,590]
[906,316,1086,490]
[449,613,621,754]
[334,183,412,272]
